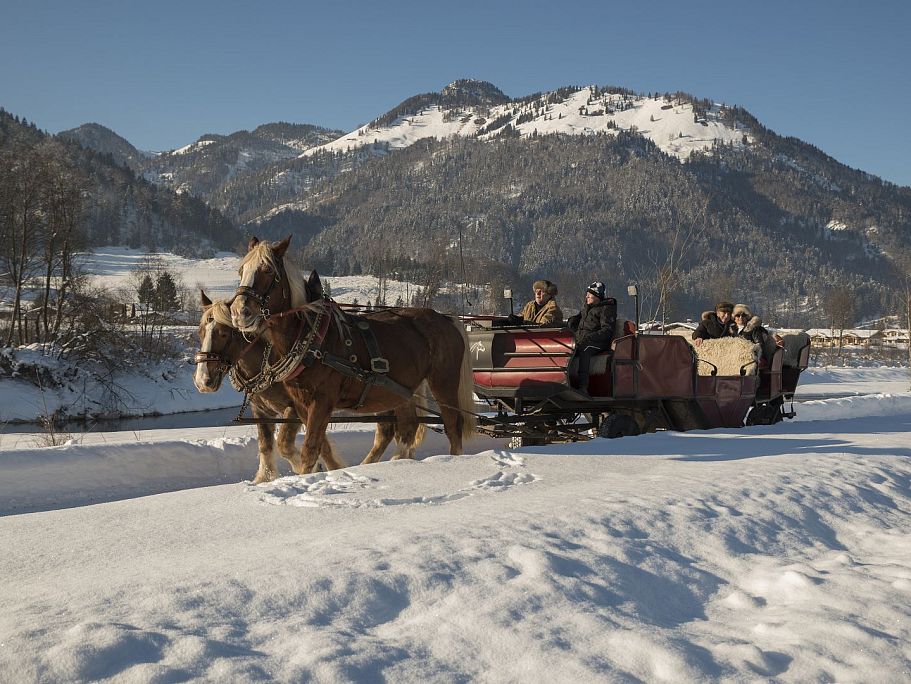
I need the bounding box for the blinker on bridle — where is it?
[234,258,289,320]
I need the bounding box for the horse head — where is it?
[194,290,243,393]
[230,235,323,332]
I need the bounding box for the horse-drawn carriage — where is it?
[194,235,812,480]
[465,320,811,446]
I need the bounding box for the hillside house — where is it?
[805,328,885,348]
[881,328,910,346]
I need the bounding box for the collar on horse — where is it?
[231,298,334,392]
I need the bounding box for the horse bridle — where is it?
[233,258,290,320]
[193,315,263,374]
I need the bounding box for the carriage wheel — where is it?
[746,398,784,426]
[598,413,640,439]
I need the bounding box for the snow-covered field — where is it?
[2,248,909,680]
[2,373,911,681]
[83,246,438,310]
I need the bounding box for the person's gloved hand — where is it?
[505,313,523,326]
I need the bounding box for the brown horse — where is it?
[229,236,476,474]
[194,294,427,478]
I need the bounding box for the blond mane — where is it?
[209,300,234,327]
[238,242,309,308]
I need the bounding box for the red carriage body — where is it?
[466,323,810,443]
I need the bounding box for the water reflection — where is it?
[0,406,244,435]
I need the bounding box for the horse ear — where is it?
[200,289,212,307]
[307,270,323,300]
[273,234,292,257]
[247,236,260,251]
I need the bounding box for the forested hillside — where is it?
[249,131,910,324]
[1,108,240,255]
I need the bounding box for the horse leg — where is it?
[276,413,303,474]
[426,379,466,455]
[361,413,396,464]
[318,437,344,471]
[299,401,332,474]
[391,403,421,460]
[252,406,279,484]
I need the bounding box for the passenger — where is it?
[567,281,617,394]
[692,301,736,347]
[732,303,783,364]
[502,279,563,326]
[514,280,563,326]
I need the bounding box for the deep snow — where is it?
[1,249,909,681]
[1,380,910,681]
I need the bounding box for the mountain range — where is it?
[7,79,911,322]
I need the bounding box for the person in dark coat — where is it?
[566,281,617,394]
[733,303,783,365]
[692,301,736,346]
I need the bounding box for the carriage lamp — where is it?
[627,284,640,331]
[503,288,514,316]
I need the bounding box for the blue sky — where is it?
[2,0,909,186]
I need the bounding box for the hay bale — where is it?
[691,336,759,376]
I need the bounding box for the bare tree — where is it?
[0,145,47,345]
[887,249,911,389]
[641,195,713,327]
[823,286,855,355]
[37,143,89,342]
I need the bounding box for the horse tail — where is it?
[453,321,477,440]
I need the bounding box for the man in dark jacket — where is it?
[692,301,736,346]
[567,281,617,394]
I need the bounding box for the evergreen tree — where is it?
[155,272,180,312]
[137,274,155,304]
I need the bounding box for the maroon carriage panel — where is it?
[612,335,695,399]
[696,376,758,428]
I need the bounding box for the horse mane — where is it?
[208,300,234,327]
[239,242,309,307]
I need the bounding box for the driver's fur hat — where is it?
[715,300,734,313]
[532,280,558,296]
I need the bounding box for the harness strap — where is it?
[319,352,414,408]
[355,318,390,373]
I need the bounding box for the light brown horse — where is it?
[194,294,428,480]
[229,236,476,474]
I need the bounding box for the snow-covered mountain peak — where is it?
[441,79,509,105]
[301,84,750,161]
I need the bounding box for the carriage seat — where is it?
[566,317,634,379]
[780,332,811,369]
[691,336,759,376]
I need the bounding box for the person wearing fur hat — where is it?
[514,279,563,326]
[733,303,783,364]
[567,281,617,394]
[692,301,737,347]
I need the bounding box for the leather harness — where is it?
[224,297,412,410]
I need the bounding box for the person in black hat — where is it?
[692,300,736,347]
[566,281,617,394]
